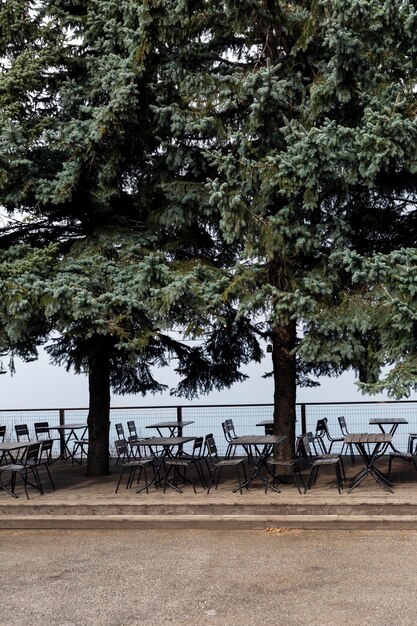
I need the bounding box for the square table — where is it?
[130,436,197,492]
[0,441,29,463]
[145,421,194,437]
[256,420,274,434]
[345,433,393,493]
[47,423,88,463]
[369,418,408,454]
[226,435,286,493]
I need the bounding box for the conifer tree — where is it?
[0,1,261,474]
[182,0,417,458]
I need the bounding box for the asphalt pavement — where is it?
[1,528,415,625]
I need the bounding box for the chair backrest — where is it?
[0,425,5,442]
[127,421,138,437]
[15,424,30,442]
[225,419,238,438]
[191,437,204,460]
[315,418,328,438]
[25,442,41,465]
[301,435,315,462]
[205,435,219,460]
[338,416,348,435]
[221,421,233,443]
[115,439,129,460]
[39,439,54,464]
[34,422,50,440]
[265,424,274,435]
[115,423,125,440]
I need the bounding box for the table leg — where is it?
[348,443,394,493]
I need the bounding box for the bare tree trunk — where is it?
[86,336,110,476]
[271,320,297,465]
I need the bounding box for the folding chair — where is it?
[265,437,305,494]
[114,439,155,494]
[205,435,248,495]
[15,424,31,442]
[163,437,206,493]
[0,442,43,498]
[302,435,344,494]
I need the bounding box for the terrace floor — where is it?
[2,454,417,529]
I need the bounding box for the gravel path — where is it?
[1,528,415,625]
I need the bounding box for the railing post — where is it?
[301,403,307,435]
[176,406,183,436]
[59,408,65,458]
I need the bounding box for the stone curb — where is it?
[2,514,417,530]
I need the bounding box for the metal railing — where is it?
[0,400,416,455]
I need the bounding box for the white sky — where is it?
[0,347,412,409]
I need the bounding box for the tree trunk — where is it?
[86,337,111,476]
[271,320,297,465]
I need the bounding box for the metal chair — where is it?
[302,435,344,494]
[114,439,155,494]
[163,437,206,493]
[337,416,355,463]
[387,435,417,481]
[0,426,5,464]
[15,424,31,442]
[0,442,43,498]
[115,423,126,440]
[127,421,140,440]
[72,427,89,465]
[265,437,306,494]
[205,435,248,495]
[304,431,346,482]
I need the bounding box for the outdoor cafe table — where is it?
[130,436,197,493]
[0,441,29,463]
[344,433,394,493]
[226,435,286,493]
[47,423,88,463]
[145,421,195,437]
[256,420,274,434]
[369,418,408,454]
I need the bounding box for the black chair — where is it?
[163,437,206,493]
[387,435,417,481]
[337,416,355,463]
[0,426,5,464]
[30,439,55,492]
[115,423,126,440]
[72,428,89,465]
[114,439,155,494]
[127,421,140,440]
[321,417,346,454]
[0,442,43,498]
[205,435,248,495]
[302,435,344,494]
[265,437,305,494]
[15,424,31,442]
[304,431,346,482]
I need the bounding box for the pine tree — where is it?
[181,0,417,459]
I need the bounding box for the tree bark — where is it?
[86,336,111,476]
[271,320,297,465]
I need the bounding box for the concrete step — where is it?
[3,513,417,530]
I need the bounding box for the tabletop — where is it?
[255,421,274,427]
[132,436,196,447]
[344,433,392,444]
[145,421,194,429]
[48,423,88,431]
[0,441,30,452]
[228,435,286,446]
[369,418,408,425]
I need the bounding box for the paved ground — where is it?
[1,528,416,625]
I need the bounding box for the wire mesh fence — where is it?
[0,400,416,456]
